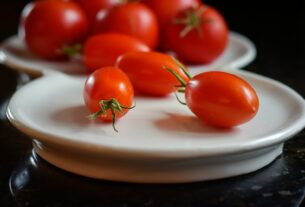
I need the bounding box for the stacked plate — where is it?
[2,32,305,183]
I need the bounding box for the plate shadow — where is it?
[154,112,234,135]
[51,105,92,127]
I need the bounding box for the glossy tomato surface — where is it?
[21,0,88,59]
[164,5,228,64]
[143,0,201,26]
[74,0,120,25]
[83,33,150,73]
[185,71,259,127]
[83,67,134,122]
[116,51,190,96]
[93,2,159,49]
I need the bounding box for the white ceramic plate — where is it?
[6,70,305,183]
[0,32,256,76]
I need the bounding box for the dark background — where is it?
[1,0,305,206]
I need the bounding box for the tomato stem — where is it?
[119,0,140,4]
[173,6,211,38]
[88,98,135,132]
[164,59,195,105]
[177,87,186,93]
[110,108,118,132]
[164,66,187,87]
[61,43,83,58]
[174,92,187,105]
[119,0,128,4]
[171,57,192,79]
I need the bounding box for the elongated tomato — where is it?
[116,51,190,96]
[166,67,259,127]
[83,33,150,73]
[185,71,259,127]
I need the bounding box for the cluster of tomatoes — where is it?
[19,0,228,65]
[19,0,259,132]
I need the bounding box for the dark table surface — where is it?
[1,0,305,206]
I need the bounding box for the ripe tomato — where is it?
[163,5,228,64]
[115,51,190,96]
[93,2,159,49]
[167,67,259,127]
[185,72,259,127]
[83,33,150,73]
[20,0,89,59]
[74,0,120,25]
[143,0,201,27]
[83,67,134,131]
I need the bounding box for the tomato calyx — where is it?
[173,6,212,38]
[119,0,128,4]
[88,98,135,132]
[118,0,140,5]
[61,43,83,59]
[164,57,191,104]
[163,57,191,90]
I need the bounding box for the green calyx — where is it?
[61,43,83,58]
[173,6,211,38]
[164,57,193,105]
[88,98,135,132]
[119,0,139,4]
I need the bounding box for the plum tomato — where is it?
[186,72,259,127]
[83,33,150,73]
[163,5,228,64]
[166,67,259,127]
[115,51,191,96]
[93,2,159,49]
[20,0,89,59]
[83,67,134,132]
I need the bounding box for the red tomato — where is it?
[20,0,89,59]
[115,51,190,96]
[143,0,201,27]
[184,71,259,127]
[83,67,134,131]
[74,0,120,24]
[93,3,159,49]
[163,5,228,64]
[83,33,150,73]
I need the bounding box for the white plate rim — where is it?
[0,31,256,77]
[6,70,305,158]
[221,31,256,70]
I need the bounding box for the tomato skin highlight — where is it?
[143,0,201,50]
[116,51,190,96]
[74,0,120,24]
[83,33,150,73]
[93,3,159,49]
[21,0,89,59]
[185,71,259,127]
[164,6,228,64]
[83,67,134,122]
[143,0,201,27]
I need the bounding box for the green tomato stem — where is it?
[173,6,211,38]
[88,98,135,132]
[171,57,192,79]
[164,66,187,87]
[110,107,118,133]
[174,92,187,105]
[61,43,83,58]
[163,58,194,105]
